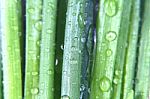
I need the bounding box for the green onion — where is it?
[122,0,140,98]
[24,0,42,98]
[0,0,22,98]
[61,0,87,98]
[90,0,133,98]
[55,0,68,98]
[38,0,57,99]
[135,0,150,98]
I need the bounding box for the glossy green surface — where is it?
[135,0,150,98]
[61,0,87,98]
[38,0,57,99]
[122,0,140,98]
[90,0,132,98]
[0,0,22,98]
[24,0,42,98]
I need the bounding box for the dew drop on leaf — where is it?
[104,0,117,17]
[99,76,111,92]
[61,95,70,99]
[31,88,39,94]
[106,49,112,56]
[105,31,117,41]
[34,21,42,31]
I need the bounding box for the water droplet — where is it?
[81,37,86,43]
[27,8,34,13]
[104,0,117,17]
[28,50,34,54]
[99,76,111,92]
[113,77,120,84]
[52,87,54,91]
[32,72,38,76]
[60,44,64,50]
[34,21,42,31]
[96,96,99,99]
[88,88,91,93]
[15,48,19,52]
[31,88,39,94]
[61,95,70,99]
[36,41,40,46]
[47,29,52,34]
[55,59,58,65]
[80,84,85,91]
[45,48,49,52]
[105,31,117,41]
[47,69,53,75]
[115,70,122,76]
[70,60,78,64]
[106,49,112,56]
[78,13,85,28]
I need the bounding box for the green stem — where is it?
[55,0,68,98]
[0,0,22,98]
[112,0,132,99]
[90,0,126,98]
[135,0,150,98]
[0,3,3,98]
[61,0,87,98]
[38,0,57,99]
[122,0,140,98]
[24,0,42,98]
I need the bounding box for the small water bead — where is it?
[27,8,34,13]
[32,72,38,76]
[96,96,99,99]
[106,49,112,56]
[115,70,122,76]
[34,21,42,31]
[28,50,34,54]
[61,95,70,99]
[36,41,40,46]
[60,44,64,50]
[106,31,117,41]
[55,59,58,65]
[45,48,49,52]
[47,29,53,34]
[81,37,86,43]
[31,88,39,94]
[104,0,117,17]
[15,48,20,52]
[113,77,120,84]
[99,77,111,92]
[78,13,85,28]
[47,69,53,75]
[70,60,78,64]
[52,87,54,91]
[80,84,85,91]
